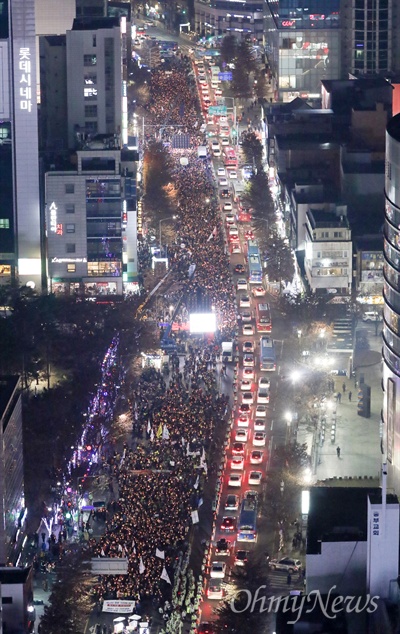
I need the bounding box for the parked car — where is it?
[225,495,239,511]
[237,278,248,291]
[239,295,251,308]
[248,471,262,485]
[234,550,249,567]
[242,324,254,336]
[207,580,224,600]
[235,428,248,442]
[232,442,245,455]
[228,473,242,487]
[250,450,264,464]
[253,432,266,446]
[231,456,244,470]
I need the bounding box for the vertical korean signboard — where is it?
[12,0,41,284]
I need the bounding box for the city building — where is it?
[0,0,42,288]
[264,0,341,102]
[194,0,264,44]
[0,377,26,566]
[66,16,129,149]
[353,235,384,305]
[45,141,138,295]
[39,35,68,151]
[383,113,400,492]
[0,567,34,634]
[340,0,400,78]
[304,208,352,295]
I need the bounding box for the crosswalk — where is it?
[268,569,304,595]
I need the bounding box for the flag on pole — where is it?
[191,510,199,524]
[156,548,165,559]
[207,226,218,242]
[156,423,163,438]
[186,442,191,457]
[201,447,206,463]
[162,425,170,441]
[139,557,146,574]
[160,566,172,584]
[118,544,123,553]
[147,420,151,434]
[150,429,155,442]
[198,497,203,508]
[101,549,106,557]
[193,474,199,490]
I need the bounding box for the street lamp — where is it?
[159,215,177,249]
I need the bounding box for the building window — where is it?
[86,121,98,133]
[67,264,76,273]
[321,231,329,238]
[65,204,75,214]
[84,73,97,85]
[84,87,98,99]
[92,35,97,47]
[334,231,343,238]
[66,243,76,254]
[84,54,97,66]
[65,184,74,194]
[85,105,98,118]
[66,224,75,233]
[0,219,10,229]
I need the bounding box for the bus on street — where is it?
[256,303,272,333]
[223,147,238,169]
[247,240,262,284]
[237,498,257,542]
[260,336,276,371]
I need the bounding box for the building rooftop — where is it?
[307,487,395,555]
[307,209,349,229]
[0,566,31,584]
[275,134,340,151]
[354,234,384,252]
[387,113,400,143]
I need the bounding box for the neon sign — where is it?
[49,202,58,232]
[281,20,295,27]
[18,48,32,112]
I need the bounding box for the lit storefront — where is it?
[264,0,341,102]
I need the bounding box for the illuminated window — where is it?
[67,264,76,273]
[0,219,10,229]
[84,87,98,99]
[66,243,76,254]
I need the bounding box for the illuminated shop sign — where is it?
[18,48,32,112]
[51,257,87,263]
[49,202,58,232]
[281,20,295,27]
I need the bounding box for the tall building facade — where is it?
[45,144,138,295]
[0,0,42,288]
[66,16,129,149]
[194,0,264,44]
[340,0,400,77]
[383,114,400,494]
[264,0,341,102]
[0,376,25,566]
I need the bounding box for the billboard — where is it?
[189,313,217,334]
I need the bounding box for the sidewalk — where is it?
[313,325,382,483]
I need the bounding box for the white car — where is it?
[239,295,251,308]
[252,286,266,297]
[228,473,242,487]
[210,561,227,579]
[256,405,267,418]
[231,456,244,470]
[225,214,235,224]
[219,178,228,187]
[257,388,270,404]
[250,450,264,465]
[221,137,230,146]
[243,342,254,355]
[253,432,266,447]
[235,550,249,567]
[211,140,220,149]
[237,278,248,291]
[235,428,249,443]
[242,391,254,405]
[229,171,238,179]
[243,367,255,381]
[243,353,254,367]
[213,148,221,157]
[223,202,233,212]
[242,324,254,336]
[241,311,252,323]
[259,377,270,389]
[236,414,250,428]
[217,167,226,177]
[199,78,207,85]
[240,380,252,391]
[207,580,224,600]
[254,419,266,431]
[215,89,223,97]
[229,225,239,236]
[248,471,262,485]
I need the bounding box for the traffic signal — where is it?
[357,384,371,418]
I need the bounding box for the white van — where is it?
[362,311,382,322]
